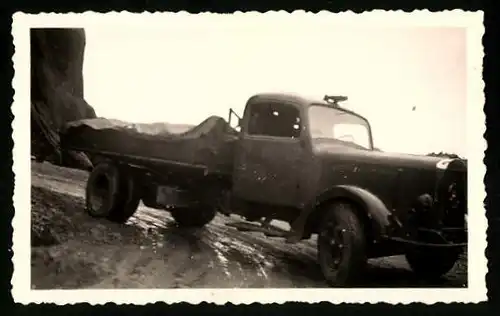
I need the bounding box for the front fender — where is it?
[312,185,394,239]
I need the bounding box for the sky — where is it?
[82,18,467,157]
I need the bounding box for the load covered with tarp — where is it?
[60,116,238,175]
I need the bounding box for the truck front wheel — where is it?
[170,206,216,228]
[86,162,141,224]
[317,202,367,287]
[405,247,462,280]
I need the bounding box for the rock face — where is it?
[31,28,96,170]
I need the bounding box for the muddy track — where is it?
[30,162,467,289]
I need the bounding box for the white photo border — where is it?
[11,10,487,305]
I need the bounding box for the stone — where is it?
[31,28,96,170]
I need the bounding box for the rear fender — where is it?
[300,185,394,240]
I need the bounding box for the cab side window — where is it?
[247,102,301,138]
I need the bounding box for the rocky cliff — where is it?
[31,28,96,170]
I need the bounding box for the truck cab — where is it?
[229,93,374,216]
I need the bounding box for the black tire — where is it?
[108,176,142,223]
[317,202,367,287]
[170,206,216,228]
[405,247,462,280]
[85,162,140,223]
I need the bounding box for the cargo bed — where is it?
[60,116,239,177]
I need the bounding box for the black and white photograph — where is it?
[11,11,485,305]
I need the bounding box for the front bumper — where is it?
[389,226,467,248]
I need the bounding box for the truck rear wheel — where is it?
[317,202,367,287]
[170,206,216,228]
[405,247,462,280]
[86,162,141,223]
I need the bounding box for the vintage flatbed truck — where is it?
[60,92,468,286]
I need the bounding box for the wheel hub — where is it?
[322,223,347,269]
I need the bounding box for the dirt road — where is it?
[30,162,467,289]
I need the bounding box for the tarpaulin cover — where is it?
[60,116,238,174]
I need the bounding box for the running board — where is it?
[225,221,290,238]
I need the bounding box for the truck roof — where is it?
[248,92,371,130]
[249,92,326,107]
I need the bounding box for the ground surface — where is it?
[30,162,467,289]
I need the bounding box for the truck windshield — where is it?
[307,105,372,150]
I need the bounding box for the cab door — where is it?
[232,99,305,207]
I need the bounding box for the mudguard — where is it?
[292,185,394,241]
